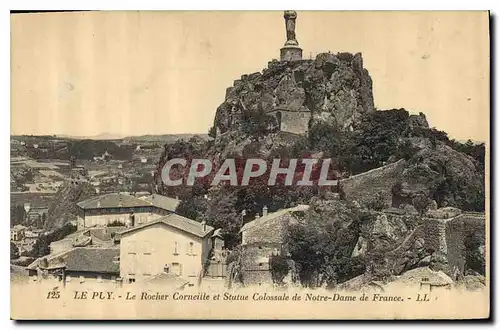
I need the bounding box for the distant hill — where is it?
[123,134,210,143]
[11,133,210,143]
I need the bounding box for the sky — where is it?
[11,11,489,141]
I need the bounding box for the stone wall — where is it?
[445,213,486,275]
[240,243,279,286]
[270,110,311,135]
[339,159,407,207]
[242,214,293,246]
[213,52,375,138]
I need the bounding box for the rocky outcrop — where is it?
[398,142,485,211]
[339,159,407,208]
[213,52,375,139]
[45,182,96,230]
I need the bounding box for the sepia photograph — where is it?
[9,9,490,320]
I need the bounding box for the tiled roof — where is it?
[77,193,181,213]
[27,247,120,274]
[118,214,214,238]
[144,273,191,289]
[240,204,309,233]
[141,194,181,213]
[394,267,454,286]
[64,248,120,274]
[77,193,151,209]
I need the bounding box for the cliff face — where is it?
[213,52,375,138]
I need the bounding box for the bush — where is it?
[269,254,289,285]
[367,192,389,211]
[107,220,125,227]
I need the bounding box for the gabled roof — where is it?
[141,194,181,213]
[64,248,119,274]
[76,193,182,213]
[27,247,120,274]
[118,214,214,238]
[395,267,454,286]
[77,193,151,209]
[144,272,191,289]
[240,204,309,233]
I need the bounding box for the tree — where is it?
[208,126,217,139]
[285,199,365,288]
[269,254,290,286]
[10,242,19,260]
[176,196,209,221]
[412,195,432,216]
[367,192,389,211]
[203,189,243,249]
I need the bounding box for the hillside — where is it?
[152,52,485,288]
[44,181,96,230]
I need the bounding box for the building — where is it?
[11,225,27,241]
[26,247,120,283]
[238,205,309,286]
[76,193,181,230]
[24,228,43,244]
[117,214,217,284]
[386,266,454,293]
[25,207,48,227]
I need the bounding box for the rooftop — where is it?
[77,193,151,209]
[27,247,120,274]
[240,204,309,233]
[144,272,191,289]
[141,194,181,213]
[118,214,214,238]
[76,193,181,213]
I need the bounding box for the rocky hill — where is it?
[44,181,96,230]
[153,52,485,288]
[211,52,374,155]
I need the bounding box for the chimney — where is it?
[262,206,268,217]
[201,221,207,231]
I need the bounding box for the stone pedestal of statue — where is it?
[280,45,303,61]
[281,11,302,61]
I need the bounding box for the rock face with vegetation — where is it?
[153,52,485,289]
[211,52,375,155]
[45,181,96,230]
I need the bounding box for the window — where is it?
[171,263,182,276]
[128,278,135,284]
[143,241,152,255]
[128,241,136,254]
[164,264,170,274]
[173,241,178,255]
[187,242,194,255]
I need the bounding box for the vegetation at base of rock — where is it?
[29,223,77,258]
[151,52,486,289]
[10,242,20,260]
[269,254,290,285]
[284,198,367,288]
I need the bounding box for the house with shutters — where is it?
[117,214,219,284]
